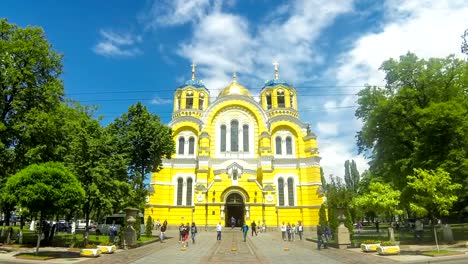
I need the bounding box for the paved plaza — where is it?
[1,229,467,264]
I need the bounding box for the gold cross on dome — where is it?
[273,61,279,80]
[191,62,197,80]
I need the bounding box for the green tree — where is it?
[353,182,402,218]
[3,162,84,253]
[405,168,461,220]
[344,160,360,193]
[145,215,153,237]
[0,19,65,224]
[355,53,468,212]
[107,102,174,208]
[319,203,328,226]
[405,168,462,250]
[64,104,130,244]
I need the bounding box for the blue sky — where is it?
[2,0,467,178]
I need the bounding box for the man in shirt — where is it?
[216,222,223,240]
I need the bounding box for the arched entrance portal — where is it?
[225,193,245,227]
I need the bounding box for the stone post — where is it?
[388,227,395,242]
[124,208,139,249]
[335,208,351,249]
[442,224,454,243]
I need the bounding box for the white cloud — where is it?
[317,122,339,137]
[93,30,142,57]
[151,97,173,105]
[142,0,215,28]
[321,0,468,178]
[140,0,468,179]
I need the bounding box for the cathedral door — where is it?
[225,193,245,227]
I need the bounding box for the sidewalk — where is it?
[0,230,466,264]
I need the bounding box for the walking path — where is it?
[0,229,466,263]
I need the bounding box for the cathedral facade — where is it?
[146,64,323,229]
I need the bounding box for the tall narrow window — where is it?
[278,178,285,206]
[186,91,193,109]
[266,93,272,109]
[231,120,239,152]
[188,137,195,154]
[243,124,249,152]
[177,94,181,110]
[277,89,285,107]
[178,137,185,155]
[275,136,282,155]
[186,178,193,206]
[287,178,294,206]
[286,137,292,155]
[290,93,294,108]
[177,178,183,205]
[198,93,204,110]
[220,125,226,152]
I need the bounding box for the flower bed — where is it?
[97,245,116,254]
[361,243,381,252]
[80,248,101,257]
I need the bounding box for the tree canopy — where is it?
[107,102,174,208]
[405,168,462,219]
[355,53,468,213]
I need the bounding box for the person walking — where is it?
[178,223,185,243]
[216,222,223,240]
[286,223,292,241]
[191,222,198,244]
[316,225,327,250]
[231,216,236,229]
[160,221,167,243]
[262,222,266,233]
[280,222,287,241]
[291,224,296,241]
[242,222,249,242]
[324,225,331,243]
[297,221,303,240]
[251,221,257,236]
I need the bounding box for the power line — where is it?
[93,105,358,118]
[65,84,382,96]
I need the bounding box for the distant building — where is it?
[146,63,323,228]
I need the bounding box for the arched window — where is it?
[178,137,185,155]
[286,137,293,155]
[198,93,204,110]
[277,89,285,107]
[220,125,226,152]
[177,94,181,110]
[287,178,294,206]
[266,92,272,109]
[177,178,183,205]
[278,178,285,206]
[186,91,193,109]
[275,136,282,155]
[290,93,294,108]
[186,178,193,206]
[188,137,195,155]
[243,124,249,152]
[230,120,239,152]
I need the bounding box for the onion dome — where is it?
[218,72,253,98]
[177,63,208,91]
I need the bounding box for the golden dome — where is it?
[218,73,252,98]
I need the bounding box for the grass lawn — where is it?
[15,252,56,260]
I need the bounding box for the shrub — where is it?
[145,216,153,237]
[362,239,380,244]
[100,241,113,246]
[84,244,97,249]
[380,241,396,246]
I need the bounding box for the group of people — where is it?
[179,222,198,247]
[280,221,305,241]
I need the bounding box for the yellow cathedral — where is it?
[146,63,323,229]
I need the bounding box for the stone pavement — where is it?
[0,229,467,264]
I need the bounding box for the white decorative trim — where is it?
[152,181,173,186]
[298,182,321,186]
